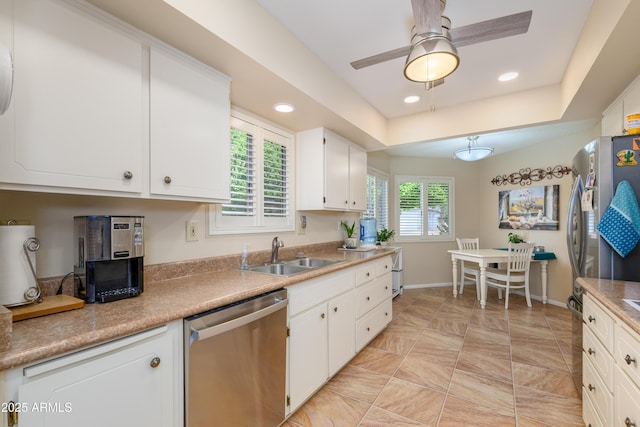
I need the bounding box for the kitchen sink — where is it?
[244,258,342,276]
[284,257,341,268]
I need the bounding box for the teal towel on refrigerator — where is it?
[597,180,640,257]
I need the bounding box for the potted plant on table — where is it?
[376,228,396,247]
[341,221,358,249]
[508,232,523,244]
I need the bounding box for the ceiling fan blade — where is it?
[350,46,411,70]
[412,0,444,36]
[450,10,532,48]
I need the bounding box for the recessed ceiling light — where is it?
[404,95,420,104]
[498,72,519,82]
[274,103,295,113]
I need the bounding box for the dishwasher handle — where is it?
[190,297,288,342]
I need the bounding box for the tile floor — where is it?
[283,286,584,427]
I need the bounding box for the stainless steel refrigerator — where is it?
[566,135,640,394]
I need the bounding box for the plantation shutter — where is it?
[263,138,288,218]
[222,128,255,217]
[398,180,423,236]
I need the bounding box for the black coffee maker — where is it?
[74,216,144,303]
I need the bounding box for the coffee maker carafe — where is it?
[74,216,144,303]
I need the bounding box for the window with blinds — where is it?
[223,128,255,217]
[365,169,389,230]
[396,176,454,241]
[209,113,294,234]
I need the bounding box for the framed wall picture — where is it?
[498,185,559,230]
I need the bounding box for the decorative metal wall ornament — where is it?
[491,165,571,186]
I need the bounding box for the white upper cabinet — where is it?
[0,0,144,194]
[296,128,367,211]
[149,47,230,202]
[602,74,640,136]
[0,0,231,202]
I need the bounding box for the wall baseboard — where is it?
[401,282,566,308]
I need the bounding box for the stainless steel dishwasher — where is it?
[184,288,288,427]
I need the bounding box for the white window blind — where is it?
[396,176,454,241]
[222,127,255,217]
[365,168,389,230]
[209,113,294,234]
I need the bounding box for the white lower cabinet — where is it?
[583,293,640,427]
[288,300,330,412]
[328,291,356,377]
[286,257,392,414]
[2,321,183,427]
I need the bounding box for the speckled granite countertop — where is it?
[577,277,640,335]
[0,247,394,371]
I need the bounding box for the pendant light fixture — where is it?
[454,136,494,161]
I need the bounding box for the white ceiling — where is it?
[85,0,640,158]
[255,0,597,157]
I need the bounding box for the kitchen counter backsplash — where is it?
[39,240,346,297]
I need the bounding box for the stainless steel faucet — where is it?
[271,236,284,263]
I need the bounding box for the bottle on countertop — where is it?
[240,243,249,270]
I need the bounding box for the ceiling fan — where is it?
[350,0,532,86]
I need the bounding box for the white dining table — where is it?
[448,248,552,309]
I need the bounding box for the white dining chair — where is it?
[485,242,535,309]
[456,237,480,299]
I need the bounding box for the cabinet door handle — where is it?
[587,383,595,392]
[123,170,133,180]
[624,354,636,365]
[321,313,326,319]
[333,307,338,312]
[587,348,595,356]
[385,286,388,290]
[385,312,389,316]
[352,201,356,205]
[366,296,370,301]
[625,418,636,427]
[164,176,172,184]
[366,272,370,277]
[588,315,596,323]
[150,357,161,368]
[344,200,348,205]
[366,327,370,332]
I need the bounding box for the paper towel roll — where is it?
[0,225,37,307]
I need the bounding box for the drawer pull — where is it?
[321,313,325,319]
[624,354,636,365]
[333,307,338,312]
[164,176,172,184]
[385,286,388,290]
[150,357,161,368]
[588,315,596,323]
[385,312,388,316]
[625,418,636,427]
[123,170,133,180]
[366,327,370,332]
[588,383,595,392]
[588,348,595,356]
[366,272,370,277]
[366,296,370,301]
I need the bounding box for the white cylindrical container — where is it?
[0,224,37,307]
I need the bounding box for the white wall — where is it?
[0,190,359,278]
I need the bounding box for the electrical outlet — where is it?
[297,215,306,235]
[186,220,199,242]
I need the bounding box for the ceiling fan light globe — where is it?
[404,36,459,82]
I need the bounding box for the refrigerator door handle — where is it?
[566,174,585,278]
